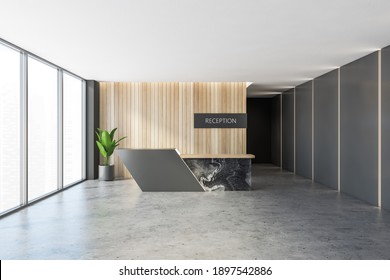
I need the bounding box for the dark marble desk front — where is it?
[183,158,252,191]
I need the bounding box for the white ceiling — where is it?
[1,0,390,92]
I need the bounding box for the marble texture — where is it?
[184,158,251,191]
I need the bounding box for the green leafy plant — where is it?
[96,128,126,166]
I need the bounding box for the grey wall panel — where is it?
[382,46,390,210]
[295,81,312,179]
[271,95,281,166]
[314,70,338,189]
[340,52,378,206]
[282,89,294,172]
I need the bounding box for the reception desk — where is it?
[117,149,254,192]
[181,154,255,191]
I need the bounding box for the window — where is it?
[0,38,85,216]
[28,57,58,201]
[0,43,20,212]
[63,73,83,186]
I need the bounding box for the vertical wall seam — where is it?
[81,81,87,180]
[281,94,283,168]
[294,88,296,173]
[379,50,382,207]
[312,80,315,181]
[338,68,341,192]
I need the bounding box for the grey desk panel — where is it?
[116,149,205,192]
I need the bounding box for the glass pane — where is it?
[0,43,20,213]
[28,57,58,201]
[63,73,83,186]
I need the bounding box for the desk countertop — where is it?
[180,154,255,159]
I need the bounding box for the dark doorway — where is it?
[247,96,280,165]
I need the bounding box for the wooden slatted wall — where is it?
[99,82,246,178]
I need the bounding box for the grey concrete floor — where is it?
[1,164,390,260]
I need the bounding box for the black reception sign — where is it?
[194,113,247,128]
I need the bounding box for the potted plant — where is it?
[96,128,126,181]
